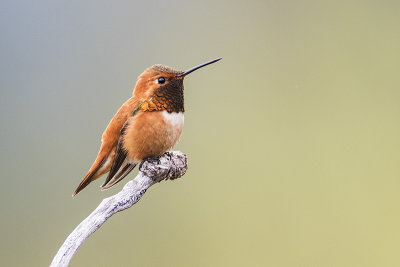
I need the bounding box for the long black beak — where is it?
[176,58,222,77]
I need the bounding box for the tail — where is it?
[72,156,108,197]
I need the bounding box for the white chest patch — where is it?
[161,111,184,129]
[161,111,184,149]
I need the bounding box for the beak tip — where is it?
[176,57,222,77]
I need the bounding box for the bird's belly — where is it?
[123,111,184,161]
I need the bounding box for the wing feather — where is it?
[101,120,137,189]
[72,97,139,197]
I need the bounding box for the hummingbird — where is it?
[73,58,221,197]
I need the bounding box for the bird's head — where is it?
[132,58,222,101]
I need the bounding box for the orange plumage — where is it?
[73,58,221,197]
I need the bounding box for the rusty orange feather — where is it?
[73,58,221,197]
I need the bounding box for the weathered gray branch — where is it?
[50,151,187,267]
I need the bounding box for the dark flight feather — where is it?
[101,121,136,189]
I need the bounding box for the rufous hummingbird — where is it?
[73,58,222,197]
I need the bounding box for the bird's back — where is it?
[72,97,139,196]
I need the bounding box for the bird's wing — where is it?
[101,120,137,190]
[72,97,139,197]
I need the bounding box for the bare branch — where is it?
[50,151,187,267]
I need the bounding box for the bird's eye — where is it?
[157,77,166,84]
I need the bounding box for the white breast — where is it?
[161,111,184,149]
[162,111,184,129]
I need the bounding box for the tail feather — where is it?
[72,156,107,197]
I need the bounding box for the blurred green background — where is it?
[1,0,400,266]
